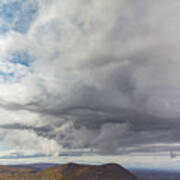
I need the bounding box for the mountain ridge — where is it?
[0,162,139,180]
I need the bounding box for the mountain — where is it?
[0,163,138,180]
[11,162,59,170]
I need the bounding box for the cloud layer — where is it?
[0,0,180,158]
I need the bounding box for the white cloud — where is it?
[2,129,61,156]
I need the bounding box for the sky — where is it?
[0,0,180,169]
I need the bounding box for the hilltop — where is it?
[0,163,138,180]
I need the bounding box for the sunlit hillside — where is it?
[0,163,138,180]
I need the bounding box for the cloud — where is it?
[0,0,180,159]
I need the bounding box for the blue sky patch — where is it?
[0,1,38,33]
[10,51,31,67]
[0,71,14,81]
[0,51,32,82]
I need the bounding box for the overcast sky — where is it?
[0,0,180,168]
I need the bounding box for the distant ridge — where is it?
[11,162,59,170]
[0,162,139,180]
